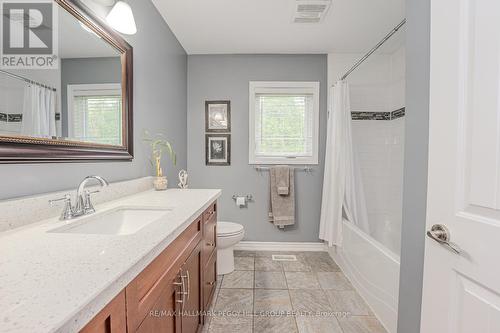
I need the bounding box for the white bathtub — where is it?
[328,219,400,333]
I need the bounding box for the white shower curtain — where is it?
[21,84,56,138]
[319,80,369,247]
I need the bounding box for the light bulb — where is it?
[106,1,137,35]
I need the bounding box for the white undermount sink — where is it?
[48,206,173,236]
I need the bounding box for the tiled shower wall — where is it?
[352,118,404,254]
[328,42,405,256]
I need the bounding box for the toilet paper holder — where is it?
[232,194,253,202]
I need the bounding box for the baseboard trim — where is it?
[234,241,327,252]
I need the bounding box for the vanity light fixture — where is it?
[106,1,137,35]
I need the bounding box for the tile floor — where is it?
[202,251,387,333]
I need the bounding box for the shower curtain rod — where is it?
[0,69,56,91]
[341,19,406,81]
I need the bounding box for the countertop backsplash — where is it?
[0,177,154,233]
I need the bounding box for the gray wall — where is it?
[187,55,327,242]
[397,0,430,332]
[0,0,187,200]
[60,57,122,137]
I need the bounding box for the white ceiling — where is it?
[151,0,405,55]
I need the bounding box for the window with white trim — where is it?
[67,83,122,145]
[249,81,319,164]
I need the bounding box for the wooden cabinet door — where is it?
[203,251,217,311]
[201,200,217,324]
[201,211,216,268]
[126,218,202,332]
[80,291,126,333]
[135,272,183,333]
[180,243,202,333]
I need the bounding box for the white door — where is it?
[420,0,500,332]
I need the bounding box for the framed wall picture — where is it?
[206,134,231,166]
[205,100,231,132]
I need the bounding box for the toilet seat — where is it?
[217,222,244,237]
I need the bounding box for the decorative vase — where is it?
[153,176,168,191]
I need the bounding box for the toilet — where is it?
[216,221,245,275]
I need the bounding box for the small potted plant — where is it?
[143,131,176,191]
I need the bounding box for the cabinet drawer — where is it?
[202,213,216,265]
[203,251,217,311]
[203,202,216,222]
[126,217,202,332]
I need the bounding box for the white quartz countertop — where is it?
[0,188,221,333]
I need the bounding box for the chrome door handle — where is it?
[181,272,187,304]
[175,273,186,311]
[181,272,190,302]
[426,224,461,254]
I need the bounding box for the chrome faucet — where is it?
[49,176,109,221]
[75,176,109,215]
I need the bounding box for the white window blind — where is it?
[72,95,122,145]
[67,83,122,145]
[255,94,314,157]
[249,81,319,164]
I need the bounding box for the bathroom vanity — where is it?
[0,187,220,333]
[81,200,218,333]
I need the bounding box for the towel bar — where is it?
[253,166,313,173]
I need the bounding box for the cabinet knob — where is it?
[207,281,215,286]
[207,241,215,247]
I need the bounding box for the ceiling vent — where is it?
[293,0,332,23]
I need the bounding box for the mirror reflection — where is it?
[0,4,123,146]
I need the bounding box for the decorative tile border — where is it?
[7,114,22,122]
[391,107,405,119]
[0,113,61,122]
[351,107,405,121]
[351,111,391,120]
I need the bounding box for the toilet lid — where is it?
[217,222,244,236]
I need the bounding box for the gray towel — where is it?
[269,166,295,227]
[276,166,290,195]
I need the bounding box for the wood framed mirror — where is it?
[0,0,133,162]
